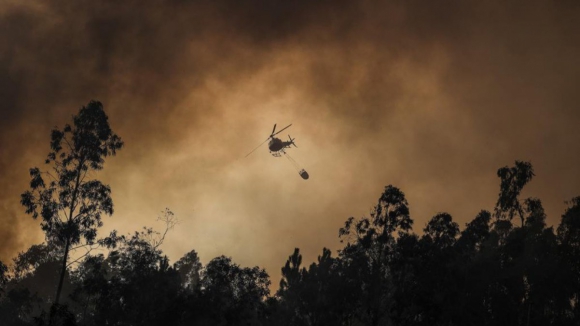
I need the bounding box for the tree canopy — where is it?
[2,101,580,326]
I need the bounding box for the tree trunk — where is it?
[55,237,70,305]
[49,237,70,326]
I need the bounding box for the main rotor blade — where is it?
[271,124,277,136]
[244,138,269,158]
[272,123,292,136]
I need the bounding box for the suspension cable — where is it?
[284,151,301,171]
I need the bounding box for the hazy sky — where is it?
[1,0,579,286]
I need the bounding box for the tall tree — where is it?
[90,230,181,326]
[495,160,535,225]
[20,100,123,310]
[174,249,203,293]
[415,213,460,325]
[339,185,412,325]
[451,211,494,325]
[199,256,270,325]
[422,212,459,248]
[277,248,309,326]
[557,197,580,322]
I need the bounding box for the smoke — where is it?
[1,0,579,285]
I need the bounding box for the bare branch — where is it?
[79,168,90,185]
[152,208,178,249]
[66,244,103,267]
[62,134,74,153]
[42,171,58,183]
[69,243,94,251]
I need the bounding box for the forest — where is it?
[1,101,579,326]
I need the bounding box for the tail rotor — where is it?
[288,135,297,147]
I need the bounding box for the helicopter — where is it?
[245,123,309,180]
[267,123,296,152]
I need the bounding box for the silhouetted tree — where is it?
[20,101,123,318]
[198,256,270,325]
[557,196,580,323]
[0,287,39,326]
[276,248,309,325]
[401,213,460,326]
[389,232,421,326]
[299,248,355,326]
[12,244,60,281]
[68,254,108,325]
[451,210,494,326]
[174,249,203,292]
[71,228,181,326]
[422,212,459,248]
[495,160,535,225]
[0,243,75,323]
[456,210,492,252]
[6,143,580,326]
[339,185,412,325]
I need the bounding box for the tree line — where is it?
[1,101,579,326]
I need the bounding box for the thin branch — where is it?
[69,158,86,218]
[53,160,63,170]
[54,212,65,225]
[63,135,74,153]
[69,243,94,251]
[79,168,89,185]
[66,244,103,268]
[153,210,178,249]
[56,203,68,223]
[41,171,59,183]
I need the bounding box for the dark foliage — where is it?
[7,105,580,326]
[20,100,124,319]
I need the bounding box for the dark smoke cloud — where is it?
[1,0,579,285]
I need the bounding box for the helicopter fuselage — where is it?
[268,137,292,152]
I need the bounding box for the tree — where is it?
[557,197,580,322]
[276,248,354,326]
[279,248,306,294]
[276,248,309,326]
[451,211,494,325]
[389,233,422,326]
[422,212,459,248]
[12,243,60,281]
[199,256,270,325]
[456,210,492,253]
[495,161,535,225]
[0,287,40,326]
[90,230,181,326]
[68,254,109,325]
[20,101,123,312]
[557,197,580,251]
[174,249,202,292]
[338,185,413,325]
[414,213,460,325]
